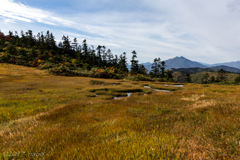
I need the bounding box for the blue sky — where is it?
[1,0,240,64]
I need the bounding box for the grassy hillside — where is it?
[173,71,239,83]
[171,66,240,74]
[1,63,240,159]
[190,71,239,84]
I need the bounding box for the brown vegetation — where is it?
[1,63,240,159]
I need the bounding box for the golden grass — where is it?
[1,63,240,159]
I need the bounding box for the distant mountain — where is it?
[171,65,240,74]
[210,65,240,73]
[171,67,216,74]
[127,62,152,72]
[198,62,212,67]
[141,62,152,71]
[128,56,207,72]
[127,56,240,73]
[211,61,240,69]
[164,56,207,70]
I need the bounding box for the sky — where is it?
[1,0,240,64]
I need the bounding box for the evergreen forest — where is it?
[0,30,172,81]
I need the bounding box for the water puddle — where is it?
[164,84,183,87]
[114,93,132,100]
[144,86,170,92]
[155,89,170,92]
[144,86,151,88]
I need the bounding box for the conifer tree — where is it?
[217,69,227,82]
[96,45,102,67]
[185,73,192,83]
[119,52,128,73]
[160,61,166,78]
[106,49,113,66]
[49,33,56,51]
[151,58,161,77]
[201,72,210,84]
[209,76,215,83]
[166,70,173,81]
[102,46,107,66]
[138,64,147,75]
[235,75,240,83]
[62,35,71,52]
[113,55,118,68]
[130,50,139,74]
[82,39,88,57]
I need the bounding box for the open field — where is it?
[1,63,240,159]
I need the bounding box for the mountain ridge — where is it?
[128,56,240,73]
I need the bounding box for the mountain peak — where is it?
[175,56,186,59]
[165,56,207,69]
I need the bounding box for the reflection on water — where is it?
[127,93,132,97]
[164,84,183,87]
[114,93,132,100]
[155,89,170,92]
[94,84,178,100]
[144,86,151,88]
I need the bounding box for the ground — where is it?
[1,63,240,159]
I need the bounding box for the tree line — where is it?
[0,30,173,81]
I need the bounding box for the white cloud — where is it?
[1,0,240,64]
[0,0,75,26]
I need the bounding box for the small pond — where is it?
[114,93,132,100]
[164,84,183,87]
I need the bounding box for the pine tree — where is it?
[62,35,71,52]
[138,64,147,75]
[185,73,192,83]
[27,30,34,48]
[72,38,78,51]
[119,52,128,73]
[235,75,240,83]
[130,50,139,74]
[160,61,166,78]
[82,39,88,57]
[96,45,102,67]
[45,30,51,50]
[201,72,210,84]
[102,46,107,66]
[209,76,215,83]
[106,49,113,66]
[113,55,118,68]
[166,70,173,81]
[89,45,96,66]
[49,33,56,51]
[217,69,227,82]
[151,58,161,77]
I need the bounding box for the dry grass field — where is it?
[1,63,240,159]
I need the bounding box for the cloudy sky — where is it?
[1,0,240,64]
